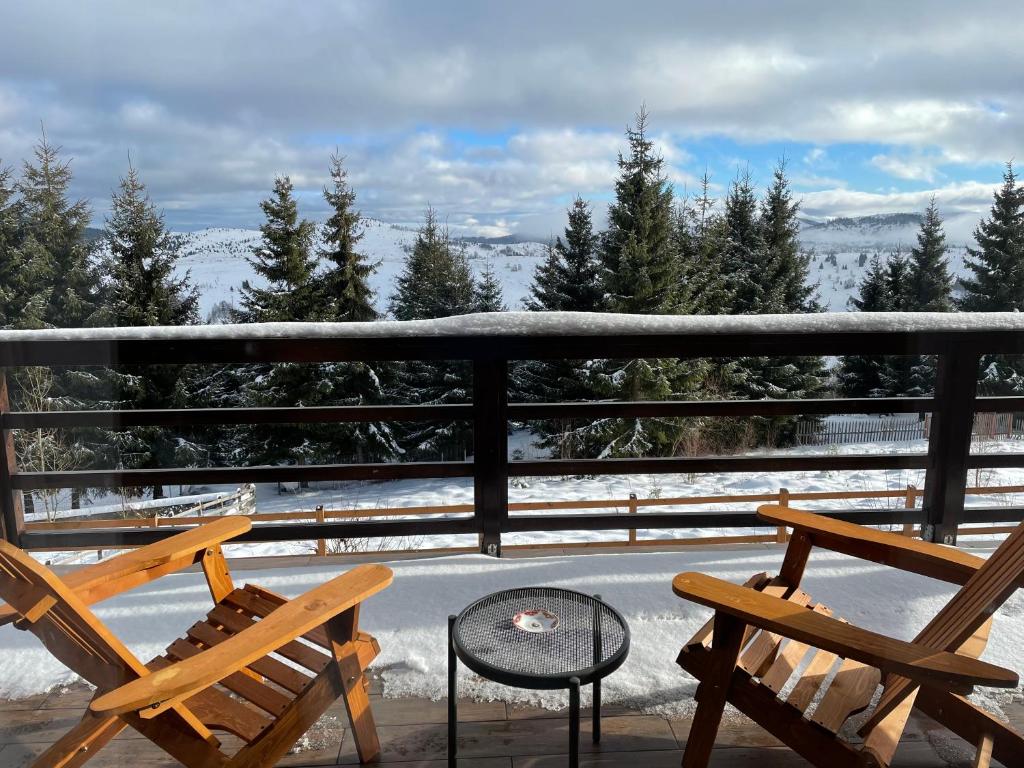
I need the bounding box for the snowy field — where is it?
[2,545,1022,724]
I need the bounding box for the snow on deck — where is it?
[2,545,1020,719]
[4,310,1024,342]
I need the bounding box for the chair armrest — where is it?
[0,516,252,625]
[673,571,1018,690]
[90,563,393,716]
[65,516,252,605]
[757,504,987,585]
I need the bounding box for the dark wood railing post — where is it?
[473,359,508,556]
[922,345,980,544]
[0,369,25,545]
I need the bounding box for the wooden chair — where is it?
[673,504,1024,768]
[0,516,393,767]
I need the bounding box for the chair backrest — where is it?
[0,541,148,692]
[915,521,1024,652]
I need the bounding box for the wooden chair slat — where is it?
[187,620,312,695]
[786,646,839,713]
[739,588,810,677]
[232,585,331,649]
[811,659,881,732]
[207,603,330,673]
[148,657,271,744]
[760,604,832,694]
[165,640,290,717]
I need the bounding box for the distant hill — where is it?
[797,213,924,251]
[83,227,107,245]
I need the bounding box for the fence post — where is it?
[315,505,326,557]
[922,344,980,545]
[0,370,24,546]
[627,493,638,545]
[776,488,790,543]
[474,359,508,557]
[902,485,918,537]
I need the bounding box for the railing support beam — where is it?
[923,346,980,544]
[0,369,24,546]
[474,359,508,556]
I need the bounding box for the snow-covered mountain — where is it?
[170,214,972,321]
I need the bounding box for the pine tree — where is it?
[907,198,953,312]
[526,197,604,313]
[720,169,765,313]
[312,153,398,463]
[600,107,679,314]
[235,177,325,472]
[317,153,378,323]
[904,198,953,395]
[18,131,101,329]
[674,174,731,315]
[14,134,107,507]
[473,264,506,312]
[515,198,605,457]
[237,176,318,323]
[0,162,51,329]
[960,163,1024,312]
[959,163,1024,393]
[876,249,918,396]
[734,162,826,444]
[838,253,891,397]
[389,209,475,459]
[585,108,703,457]
[99,164,203,497]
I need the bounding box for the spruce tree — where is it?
[600,107,679,314]
[959,163,1024,393]
[586,108,702,457]
[18,132,100,329]
[734,162,826,444]
[838,253,891,397]
[473,264,506,312]
[0,162,51,329]
[100,164,202,497]
[674,174,731,315]
[389,209,475,459]
[904,198,953,395]
[313,153,398,463]
[317,153,378,322]
[877,249,918,396]
[720,169,765,313]
[907,198,953,312]
[515,198,605,457]
[235,177,325,472]
[14,134,106,508]
[960,163,1024,312]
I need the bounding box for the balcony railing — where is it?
[2,311,1024,554]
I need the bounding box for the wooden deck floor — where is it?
[2,677,1018,767]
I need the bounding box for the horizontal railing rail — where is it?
[3,314,1024,552]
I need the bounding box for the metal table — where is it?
[448,587,630,767]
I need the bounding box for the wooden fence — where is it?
[20,483,1023,557]
[796,412,1024,446]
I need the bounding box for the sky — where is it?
[0,1,1021,241]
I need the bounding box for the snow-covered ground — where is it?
[162,213,972,320]
[2,545,1021,723]
[31,436,1024,566]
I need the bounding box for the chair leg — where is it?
[337,643,380,763]
[32,709,126,768]
[682,612,746,768]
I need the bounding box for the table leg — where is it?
[592,678,601,743]
[448,614,457,767]
[569,676,581,768]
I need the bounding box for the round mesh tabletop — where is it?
[452,587,630,689]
